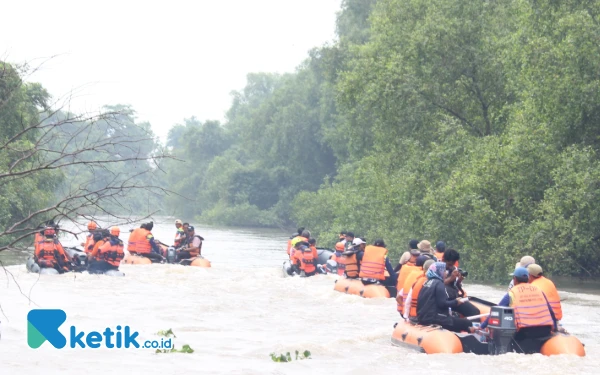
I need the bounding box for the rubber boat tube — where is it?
[333,278,394,298]
[26,257,59,275]
[391,320,463,354]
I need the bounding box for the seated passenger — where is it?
[330,242,346,275]
[404,259,436,321]
[300,241,317,277]
[481,267,557,349]
[342,238,366,279]
[178,226,203,261]
[88,226,124,274]
[34,227,72,273]
[127,222,164,261]
[528,264,562,321]
[174,219,186,247]
[395,239,419,272]
[416,262,475,333]
[82,221,98,254]
[359,239,397,287]
[397,255,428,317]
[443,249,480,317]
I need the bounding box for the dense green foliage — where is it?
[165,0,600,279]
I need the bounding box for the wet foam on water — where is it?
[0,219,597,374]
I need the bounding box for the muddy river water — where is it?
[0,217,597,374]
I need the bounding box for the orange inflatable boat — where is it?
[391,301,585,356]
[333,278,394,298]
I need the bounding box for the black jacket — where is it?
[417,278,459,324]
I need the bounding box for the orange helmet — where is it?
[335,242,344,251]
[87,221,98,230]
[110,226,120,236]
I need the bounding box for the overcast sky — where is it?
[0,0,341,142]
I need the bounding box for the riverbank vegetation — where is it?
[0,62,168,250]
[165,0,600,280]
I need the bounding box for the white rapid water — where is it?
[0,217,598,374]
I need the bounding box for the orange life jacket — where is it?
[286,239,292,256]
[396,263,418,292]
[531,276,563,320]
[127,228,151,254]
[34,232,44,253]
[90,239,107,259]
[343,252,359,278]
[359,245,387,280]
[510,284,554,331]
[289,236,307,260]
[35,239,68,267]
[398,268,421,314]
[97,239,125,267]
[332,251,346,275]
[302,246,316,273]
[409,275,427,318]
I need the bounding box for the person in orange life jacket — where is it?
[341,237,366,278]
[481,267,557,346]
[174,219,186,247]
[527,264,563,322]
[442,249,480,317]
[82,221,98,254]
[507,255,536,291]
[417,262,476,333]
[395,239,419,273]
[88,227,124,273]
[178,226,204,261]
[299,239,319,277]
[360,239,397,287]
[344,232,355,251]
[328,242,346,275]
[397,254,427,317]
[35,227,72,273]
[403,258,436,320]
[131,222,164,261]
[396,247,421,298]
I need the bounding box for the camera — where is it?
[457,268,468,278]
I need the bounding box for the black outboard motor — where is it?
[166,246,177,264]
[487,306,516,355]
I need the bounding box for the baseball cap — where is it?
[409,239,419,249]
[528,264,543,277]
[175,219,183,225]
[511,266,529,281]
[436,241,446,251]
[515,255,535,268]
[352,238,366,245]
[187,225,195,232]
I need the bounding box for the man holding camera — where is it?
[443,248,480,317]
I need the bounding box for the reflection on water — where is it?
[0,217,597,375]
